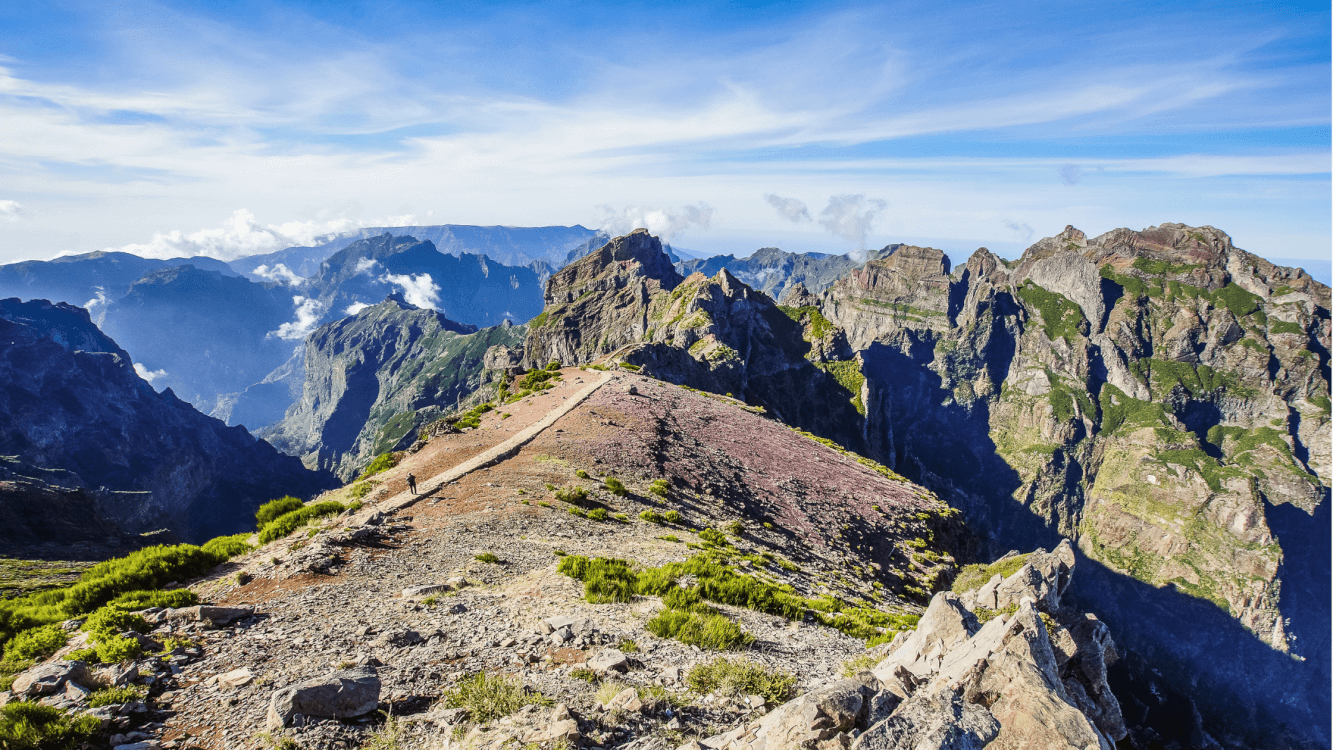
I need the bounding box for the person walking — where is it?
[407,473,418,495]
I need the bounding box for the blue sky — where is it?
[0,0,1328,268]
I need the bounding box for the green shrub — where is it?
[554,485,590,506]
[349,482,374,500]
[725,520,744,536]
[618,638,639,653]
[640,510,664,524]
[575,469,590,479]
[603,477,628,496]
[645,609,752,650]
[568,507,587,518]
[257,501,346,544]
[81,607,147,642]
[441,672,551,723]
[649,479,669,497]
[358,453,400,481]
[6,625,66,661]
[587,508,609,522]
[584,564,636,604]
[951,554,1031,594]
[658,535,681,543]
[663,510,683,524]
[839,653,880,677]
[64,649,96,664]
[570,668,598,683]
[87,685,145,707]
[687,658,795,704]
[255,496,304,528]
[0,658,33,690]
[201,534,253,560]
[0,702,99,750]
[475,553,500,564]
[93,635,141,664]
[546,360,561,371]
[699,528,726,546]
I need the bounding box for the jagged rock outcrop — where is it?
[524,229,869,450]
[676,246,862,302]
[0,298,332,543]
[702,540,1127,750]
[263,295,525,479]
[804,224,1329,747]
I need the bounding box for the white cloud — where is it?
[381,272,441,310]
[354,258,380,275]
[764,194,811,223]
[133,362,168,383]
[1003,220,1034,241]
[598,204,713,240]
[1058,165,1083,186]
[818,195,887,255]
[252,262,304,285]
[0,200,25,221]
[345,301,371,315]
[268,295,327,340]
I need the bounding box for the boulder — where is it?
[12,660,91,697]
[587,647,628,673]
[167,605,254,624]
[402,584,451,599]
[217,668,253,688]
[265,665,381,729]
[852,689,998,750]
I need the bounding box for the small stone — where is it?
[217,668,253,688]
[587,648,628,673]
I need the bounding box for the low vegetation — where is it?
[254,496,304,527]
[358,452,399,481]
[951,553,1031,594]
[257,501,346,544]
[87,685,146,708]
[0,702,99,750]
[440,672,551,723]
[687,658,796,705]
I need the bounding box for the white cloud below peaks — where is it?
[599,204,714,241]
[268,295,327,340]
[764,194,811,223]
[133,362,167,384]
[382,272,441,310]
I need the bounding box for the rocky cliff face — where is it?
[263,296,525,479]
[811,223,1329,747]
[522,225,1329,746]
[676,247,862,302]
[0,298,332,544]
[524,230,868,450]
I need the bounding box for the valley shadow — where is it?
[854,332,1330,748]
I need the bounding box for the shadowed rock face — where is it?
[263,296,525,480]
[702,540,1130,750]
[811,223,1330,747]
[524,229,870,452]
[0,298,334,544]
[524,225,1329,747]
[676,246,861,302]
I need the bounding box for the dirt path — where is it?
[352,370,614,522]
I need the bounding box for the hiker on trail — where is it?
[407,473,417,494]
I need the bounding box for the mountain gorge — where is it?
[0,299,333,545]
[263,296,525,479]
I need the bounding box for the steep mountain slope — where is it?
[231,224,600,280]
[98,265,299,414]
[0,298,333,544]
[263,296,525,479]
[0,251,239,316]
[807,225,1330,746]
[4,369,1148,750]
[521,226,1329,747]
[303,233,544,327]
[676,246,861,301]
[523,229,867,450]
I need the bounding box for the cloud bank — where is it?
[382,272,441,310]
[252,263,304,285]
[764,194,811,223]
[599,204,714,241]
[818,194,888,255]
[268,296,327,341]
[0,200,25,221]
[133,362,168,384]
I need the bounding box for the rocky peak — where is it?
[0,297,125,356]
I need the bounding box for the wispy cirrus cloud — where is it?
[0,0,1324,263]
